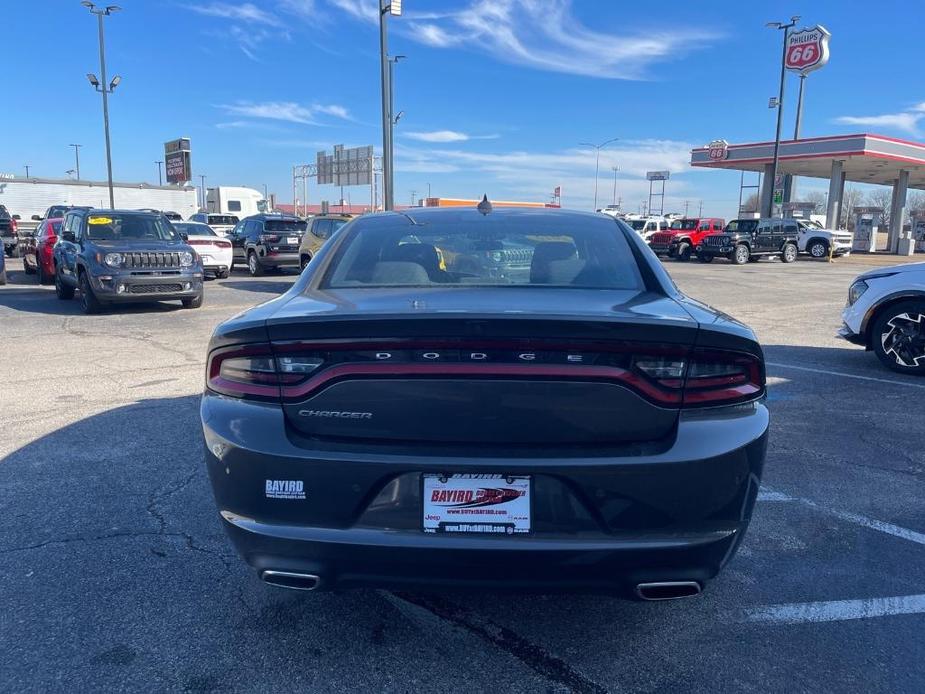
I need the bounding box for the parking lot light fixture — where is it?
[579,138,619,210]
[86,73,100,87]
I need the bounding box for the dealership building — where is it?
[0,175,198,222]
[691,133,925,255]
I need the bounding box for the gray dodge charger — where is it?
[201,204,768,599]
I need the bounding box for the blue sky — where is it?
[5,0,925,218]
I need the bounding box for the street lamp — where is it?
[579,137,618,210]
[70,144,82,180]
[765,15,800,218]
[83,2,122,209]
[155,160,163,185]
[200,174,207,211]
[378,1,403,211]
[611,165,619,206]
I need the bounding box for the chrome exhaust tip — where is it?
[635,581,702,601]
[260,570,321,591]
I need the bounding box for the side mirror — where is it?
[62,231,76,242]
[31,215,41,221]
[179,232,188,241]
[12,214,21,221]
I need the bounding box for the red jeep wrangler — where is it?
[648,217,725,261]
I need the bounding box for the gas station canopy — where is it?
[691,133,925,188]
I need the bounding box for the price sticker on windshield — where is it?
[88,216,113,225]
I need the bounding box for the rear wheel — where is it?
[676,241,692,262]
[872,301,925,375]
[697,253,714,263]
[808,240,829,259]
[300,254,311,271]
[247,251,264,277]
[78,271,104,314]
[781,243,798,263]
[55,265,75,299]
[732,244,750,265]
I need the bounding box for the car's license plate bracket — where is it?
[422,473,531,534]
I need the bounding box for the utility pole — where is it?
[683,200,690,216]
[24,164,30,177]
[579,138,618,210]
[699,200,704,216]
[611,166,619,206]
[410,190,416,207]
[83,2,122,209]
[70,144,83,180]
[379,1,403,211]
[155,160,163,185]
[199,174,207,211]
[765,16,800,218]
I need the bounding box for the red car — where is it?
[22,217,63,284]
[648,217,725,261]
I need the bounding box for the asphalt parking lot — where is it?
[1,255,923,693]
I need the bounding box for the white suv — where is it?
[625,217,669,241]
[797,219,853,258]
[841,261,925,374]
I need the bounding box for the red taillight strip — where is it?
[279,362,683,406]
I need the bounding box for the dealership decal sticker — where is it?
[265,480,306,500]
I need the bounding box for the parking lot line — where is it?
[760,487,925,547]
[766,362,925,389]
[746,594,925,625]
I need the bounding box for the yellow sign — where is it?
[88,216,113,225]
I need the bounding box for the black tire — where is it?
[37,261,51,285]
[4,246,13,258]
[697,253,714,263]
[676,241,692,262]
[24,258,36,275]
[55,265,75,300]
[732,244,750,265]
[247,251,264,277]
[807,239,829,259]
[300,254,311,271]
[781,243,798,263]
[78,271,104,314]
[0,268,6,285]
[182,293,203,309]
[871,301,925,375]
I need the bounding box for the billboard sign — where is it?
[316,145,373,187]
[646,170,670,181]
[164,138,192,184]
[785,25,831,75]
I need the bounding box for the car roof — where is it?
[77,208,161,217]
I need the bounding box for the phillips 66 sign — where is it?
[785,25,831,75]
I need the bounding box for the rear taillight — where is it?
[206,341,764,407]
[10,219,18,233]
[215,240,231,249]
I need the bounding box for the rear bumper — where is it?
[202,394,769,592]
[257,250,300,267]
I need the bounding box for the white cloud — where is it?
[186,2,282,26]
[404,130,499,143]
[217,101,352,124]
[326,0,720,79]
[834,112,923,136]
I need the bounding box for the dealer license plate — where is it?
[422,474,531,534]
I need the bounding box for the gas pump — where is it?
[852,206,881,252]
[912,210,925,253]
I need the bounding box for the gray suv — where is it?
[54,209,204,314]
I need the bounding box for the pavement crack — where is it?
[389,593,607,694]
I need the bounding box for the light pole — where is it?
[70,144,82,180]
[611,165,619,206]
[765,16,800,218]
[155,160,163,185]
[579,137,618,210]
[410,190,416,207]
[24,164,31,177]
[378,0,403,211]
[83,2,121,209]
[199,174,207,211]
[387,54,406,211]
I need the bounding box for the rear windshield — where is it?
[266,219,307,232]
[323,216,643,290]
[725,219,758,233]
[208,215,238,225]
[84,214,179,242]
[628,220,647,230]
[174,222,216,236]
[670,219,698,230]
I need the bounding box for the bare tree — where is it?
[740,192,759,213]
[907,190,925,216]
[839,187,865,229]
[803,190,827,211]
[866,188,893,229]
